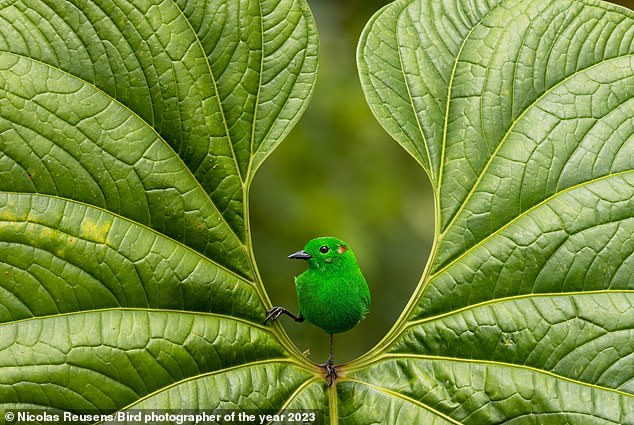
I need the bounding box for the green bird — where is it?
[265,237,371,386]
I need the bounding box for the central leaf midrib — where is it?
[396,10,433,179]
[247,0,265,179]
[436,1,501,194]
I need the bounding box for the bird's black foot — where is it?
[264,306,304,324]
[264,306,285,323]
[323,358,337,387]
[323,333,337,386]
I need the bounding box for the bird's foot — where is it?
[264,307,304,324]
[323,358,337,387]
[264,306,285,323]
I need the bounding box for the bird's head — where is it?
[288,236,358,271]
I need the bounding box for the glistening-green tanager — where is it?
[265,237,371,385]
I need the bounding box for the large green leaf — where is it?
[0,0,321,413]
[1,0,634,423]
[354,0,634,423]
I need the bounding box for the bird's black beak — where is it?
[288,250,312,260]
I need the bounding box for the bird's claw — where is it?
[264,306,285,324]
[264,306,304,324]
[324,359,337,387]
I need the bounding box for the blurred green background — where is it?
[250,0,634,364]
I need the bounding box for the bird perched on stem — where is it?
[265,237,371,386]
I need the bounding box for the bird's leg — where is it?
[324,334,337,387]
[264,306,304,324]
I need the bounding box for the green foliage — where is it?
[356,0,634,422]
[0,0,633,424]
[0,0,319,412]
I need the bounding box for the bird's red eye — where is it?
[319,246,329,253]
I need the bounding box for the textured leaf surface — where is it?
[356,0,634,423]
[2,0,634,423]
[0,0,321,414]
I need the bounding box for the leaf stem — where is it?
[328,383,338,425]
[243,184,317,369]
[344,187,442,370]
